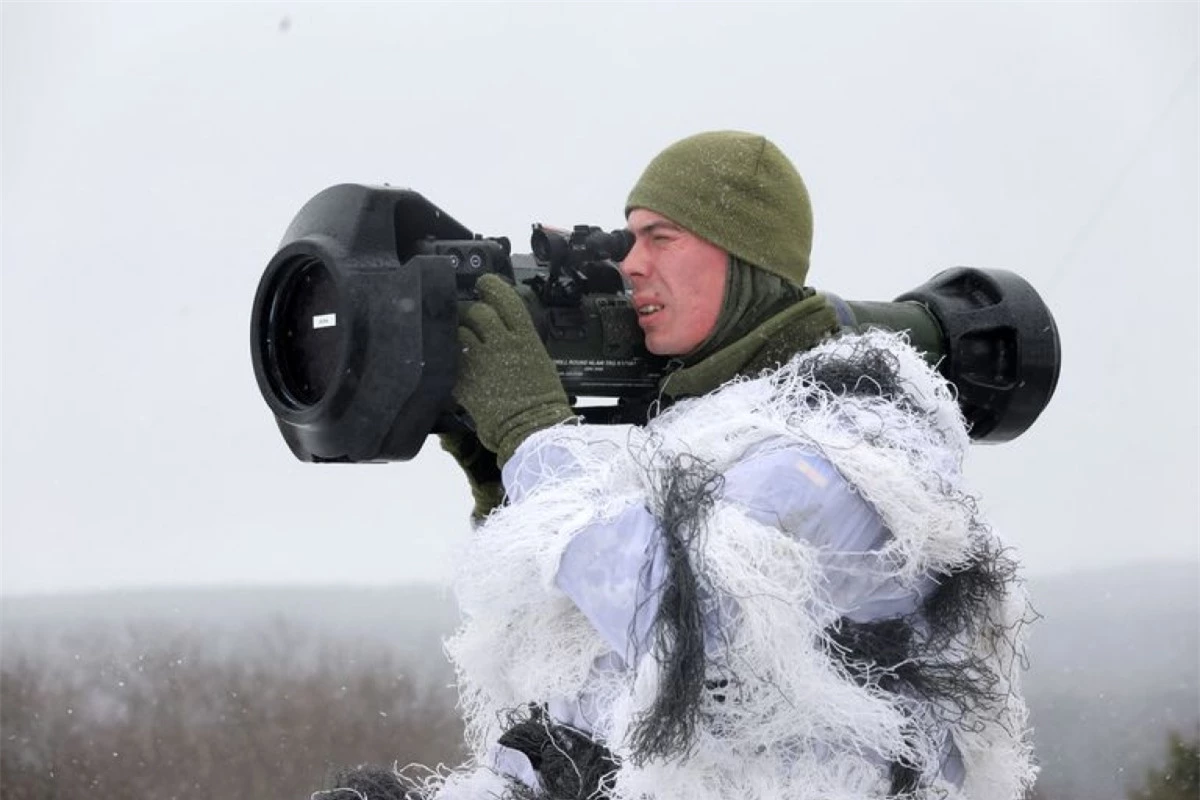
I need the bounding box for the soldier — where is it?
[426,131,1037,800]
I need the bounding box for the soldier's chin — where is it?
[644,335,673,356]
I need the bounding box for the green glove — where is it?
[437,430,505,522]
[453,274,575,466]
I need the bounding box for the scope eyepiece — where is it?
[584,228,634,262]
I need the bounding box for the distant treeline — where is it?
[0,621,464,799]
[2,563,1197,799]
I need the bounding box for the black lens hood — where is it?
[251,185,463,462]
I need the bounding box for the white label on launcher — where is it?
[312,313,337,329]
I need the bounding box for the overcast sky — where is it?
[2,2,1196,596]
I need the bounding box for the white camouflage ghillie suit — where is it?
[406,329,1037,800]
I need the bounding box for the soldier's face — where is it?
[621,209,728,356]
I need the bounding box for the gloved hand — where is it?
[453,274,575,466]
[437,429,505,522]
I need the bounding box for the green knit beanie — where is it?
[625,131,813,286]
